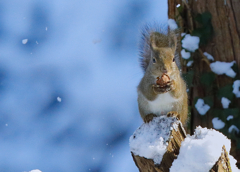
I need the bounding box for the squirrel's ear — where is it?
[150,32,171,49]
[169,32,177,52]
[150,32,168,49]
[150,32,158,50]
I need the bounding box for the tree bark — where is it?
[168,0,240,167]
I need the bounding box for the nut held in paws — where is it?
[156,74,170,86]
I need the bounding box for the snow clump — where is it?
[233,80,240,97]
[203,52,214,61]
[229,154,240,172]
[227,115,233,121]
[221,97,231,109]
[210,61,236,78]
[228,125,240,134]
[181,49,190,59]
[195,98,210,115]
[168,19,178,30]
[170,126,231,172]
[181,34,200,52]
[186,60,193,67]
[181,33,186,37]
[212,117,225,129]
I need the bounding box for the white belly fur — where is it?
[138,91,179,116]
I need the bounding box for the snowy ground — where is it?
[0,0,167,171]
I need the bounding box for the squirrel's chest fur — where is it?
[138,90,179,116]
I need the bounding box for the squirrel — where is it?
[137,26,188,125]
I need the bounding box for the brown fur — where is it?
[137,30,188,125]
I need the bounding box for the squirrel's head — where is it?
[147,31,179,77]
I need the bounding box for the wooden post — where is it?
[131,117,186,172]
[131,117,233,172]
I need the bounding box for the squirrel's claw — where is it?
[143,113,157,123]
[167,111,180,120]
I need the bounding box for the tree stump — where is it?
[131,117,186,172]
[130,117,234,172]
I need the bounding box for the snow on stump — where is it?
[129,115,186,172]
[170,126,233,172]
[130,116,239,172]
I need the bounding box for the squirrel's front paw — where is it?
[152,81,172,94]
[167,111,180,120]
[143,113,157,123]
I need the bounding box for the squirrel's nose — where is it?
[162,68,168,74]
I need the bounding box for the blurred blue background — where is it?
[0,0,167,171]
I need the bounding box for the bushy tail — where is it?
[139,25,151,72]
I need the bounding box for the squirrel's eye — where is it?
[153,58,156,63]
[173,58,175,62]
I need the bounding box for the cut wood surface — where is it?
[210,145,232,172]
[131,120,186,172]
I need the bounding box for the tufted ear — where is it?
[150,32,159,50]
[150,32,169,50]
[169,32,177,52]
